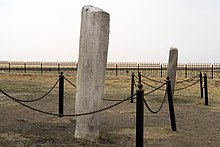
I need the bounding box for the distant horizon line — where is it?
[0,60,219,64]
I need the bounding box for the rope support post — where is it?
[24,63,26,73]
[41,63,43,74]
[58,63,60,75]
[115,64,118,76]
[59,72,64,117]
[204,73,208,106]
[130,72,135,103]
[199,72,203,98]
[138,72,141,83]
[136,83,144,147]
[212,65,214,79]
[9,62,11,73]
[166,77,177,131]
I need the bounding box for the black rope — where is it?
[134,75,139,79]
[142,80,166,91]
[134,76,140,87]
[143,91,166,114]
[103,98,127,102]
[174,79,200,91]
[64,77,76,88]
[0,79,59,102]
[64,95,134,117]
[134,82,137,87]
[176,74,200,84]
[103,94,136,102]
[141,75,165,84]
[144,83,166,96]
[0,89,133,117]
[0,89,59,116]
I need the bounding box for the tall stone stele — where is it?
[167,47,178,96]
[75,5,110,141]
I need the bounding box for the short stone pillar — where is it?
[167,47,178,96]
[74,5,110,141]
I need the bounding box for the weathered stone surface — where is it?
[74,5,110,141]
[167,47,178,96]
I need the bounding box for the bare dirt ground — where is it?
[0,73,219,146]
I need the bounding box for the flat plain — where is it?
[0,73,219,146]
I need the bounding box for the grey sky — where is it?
[0,0,220,63]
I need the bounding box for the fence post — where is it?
[59,72,64,117]
[204,73,208,106]
[138,64,140,74]
[166,77,177,131]
[24,63,26,73]
[8,62,11,73]
[211,64,214,79]
[58,63,60,74]
[136,83,144,147]
[116,64,118,76]
[185,64,187,78]
[200,72,203,98]
[41,63,43,74]
[161,64,163,77]
[138,72,141,83]
[131,72,135,103]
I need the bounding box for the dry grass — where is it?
[0,72,219,108]
[0,72,220,146]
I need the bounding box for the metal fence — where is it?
[0,61,219,78]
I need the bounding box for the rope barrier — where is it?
[0,79,59,102]
[174,79,200,91]
[144,83,166,96]
[0,88,134,117]
[134,82,137,87]
[103,94,136,102]
[103,98,129,102]
[134,75,139,79]
[64,77,76,88]
[142,80,166,91]
[64,94,134,117]
[0,89,59,116]
[141,75,165,84]
[139,73,200,92]
[176,74,200,84]
[143,91,166,114]
[133,75,139,87]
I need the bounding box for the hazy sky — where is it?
[0,0,220,63]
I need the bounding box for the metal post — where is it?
[59,72,64,117]
[211,64,214,79]
[161,64,163,77]
[115,63,117,76]
[9,62,11,73]
[24,63,26,73]
[200,72,203,98]
[136,83,144,147]
[138,72,141,83]
[58,63,60,74]
[138,64,140,74]
[41,63,43,74]
[131,72,135,103]
[185,64,187,78]
[204,73,208,106]
[166,77,177,131]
